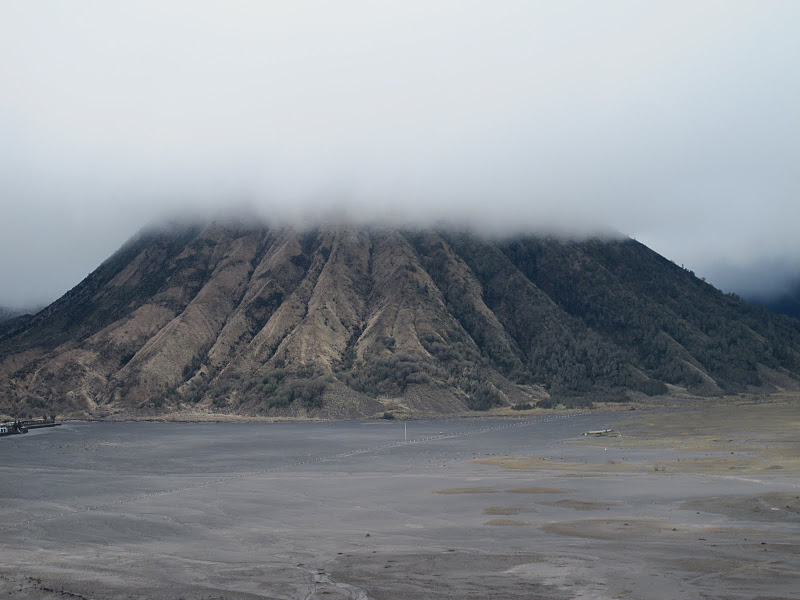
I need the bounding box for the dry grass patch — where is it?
[681,492,800,523]
[581,401,800,475]
[539,499,619,511]
[433,487,499,495]
[483,505,535,516]
[483,519,528,526]
[476,402,800,477]
[505,486,571,494]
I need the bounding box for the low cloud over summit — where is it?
[1,1,798,306]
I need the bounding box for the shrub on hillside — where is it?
[467,382,503,411]
[511,402,533,411]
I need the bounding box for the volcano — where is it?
[2,222,799,419]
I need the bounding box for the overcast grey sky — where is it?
[1,1,798,308]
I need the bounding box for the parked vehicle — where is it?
[0,421,29,436]
[0,415,60,437]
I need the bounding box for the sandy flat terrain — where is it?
[1,405,798,599]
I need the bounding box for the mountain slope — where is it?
[0,305,40,326]
[2,222,799,419]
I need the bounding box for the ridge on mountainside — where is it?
[0,305,38,324]
[2,222,800,419]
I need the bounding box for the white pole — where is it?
[404,422,407,441]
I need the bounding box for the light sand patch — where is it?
[542,518,689,540]
[433,487,499,495]
[724,563,800,584]
[671,557,800,585]
[667,557,749,574]
[681,492,800,523]
[331,551,563,599]
[483,505,535,515]
[483,519,528,526]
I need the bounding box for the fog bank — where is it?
[1,1,798,307]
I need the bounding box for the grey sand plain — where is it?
[1,405,798,599]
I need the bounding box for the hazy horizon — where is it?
[2,1,798,307]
